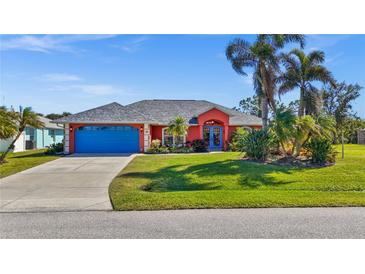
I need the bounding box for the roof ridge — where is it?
[152,99,199,101]
[73,102,123,114]
[52,102,132,123]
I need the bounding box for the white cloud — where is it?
[0,34,116,53]
[112,36,149,53]
[325,52,345,65]
[75,85,117,95]
[48,84,120,96]
[37,73,82,82]
[306,35,349,50]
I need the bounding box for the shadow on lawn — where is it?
[120,159,302,192]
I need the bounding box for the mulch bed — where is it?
[241,156,335,168]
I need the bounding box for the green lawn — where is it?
[0,149,60,178]
[110,144,365,210]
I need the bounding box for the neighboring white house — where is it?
[0,117,64,152]
[0,132,26,152]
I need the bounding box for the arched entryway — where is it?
[203,120,224,150]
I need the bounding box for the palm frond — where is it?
[20,107,45,129]
[306,65,334,84]
[307,50,325,65]
[289,48,306,64]
[226,38,255,76]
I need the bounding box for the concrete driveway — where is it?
[0,154,135,212]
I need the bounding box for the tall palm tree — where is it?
[279,49,335,117]
[167,116,189,147]
[226,34,305,128]
[0,107,44,163]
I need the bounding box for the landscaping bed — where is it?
[242,155,335,168]
[109,144,365,210]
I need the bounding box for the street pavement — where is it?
[1,207,364,238]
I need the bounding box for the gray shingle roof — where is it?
[52,102,152,124]
[126,100,262,126]
[38,116,63,129]
[53,100,262,126]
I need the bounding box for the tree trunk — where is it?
[280,141,287,157]
[0,130,23,163]
[261,96,269,128]
[298,86,305,117]
[294,86,306,156]
[341,129,344,159]
[259,63,269,128]
[293,140,302,157]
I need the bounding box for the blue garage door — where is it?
[75,126,139,153]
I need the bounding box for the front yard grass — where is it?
[0,149,60,178]
[110,144,365,210]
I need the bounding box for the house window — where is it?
[49,129,56,143]
[162,128,185,147]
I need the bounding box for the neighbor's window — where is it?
[49,129,56,143]
[162,128,185,146]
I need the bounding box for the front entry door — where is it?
[203,126,223,149]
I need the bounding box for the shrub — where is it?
[146,145,169,154]
[158,146,169,154]
[150,139,161,148]
[45,142,64,155]
[191,139,208,152]
[241,129,272,161]
[146,139,170,154]
[146,139,163,153]
[146,139,193,154]
[229,127,249,151]
[305,138,337,163]
[168,145,193,153]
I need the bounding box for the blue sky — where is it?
[1,34,364,118]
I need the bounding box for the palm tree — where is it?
[0,106,17,141]
[167,116,189,147]
[0,107,44,163]
[270,107,296,157]
[226,34,305,128]
[279,49,335,117]
[292,115,321,155]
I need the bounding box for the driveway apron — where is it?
[0,154,135,212]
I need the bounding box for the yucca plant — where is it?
[241,129,273,161]
[305,137,337,164]
[229,127,249,151]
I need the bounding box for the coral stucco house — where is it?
[53,100,262,154]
